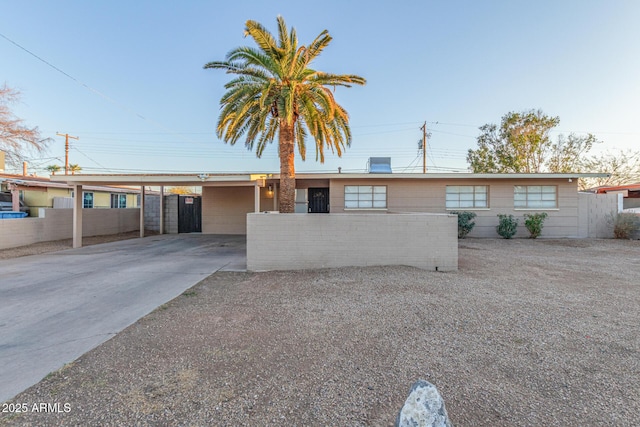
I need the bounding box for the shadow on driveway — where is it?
[0,234,246,403]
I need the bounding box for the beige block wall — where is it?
[0,208,140,250]
[577,192,619,238]
[329,178,580,238]
[247,212,458,271]
[202,186,254,234]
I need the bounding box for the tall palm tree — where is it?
[204,16,365,212]
[69,164,82,175]
[46,164,61,176]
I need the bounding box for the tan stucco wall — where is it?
[127,193,138,208]
[328,178,580,238]
[202,186,254,234]
[0,208,140,250]
[93,192,111,208]
[247,212,458,271]
[22,188,71,216]
[80,191,138,208]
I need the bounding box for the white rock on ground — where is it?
[395,379,452,427]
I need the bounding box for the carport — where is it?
[53,173,272,248]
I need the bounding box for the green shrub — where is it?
[451,211,477,239]
[524,212,548,239]
[496,214,518,239]
[612,213,640,239]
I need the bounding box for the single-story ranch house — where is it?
[52,171,610,248]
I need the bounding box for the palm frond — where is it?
[206,16,364,165]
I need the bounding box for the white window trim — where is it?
[82,192,94,209]
[344,185,387,209]
[445,185,489,209]
[514,185,558,209]
[344,208,389,211]
[111,193,127,209]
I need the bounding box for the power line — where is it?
[0,31,198,144]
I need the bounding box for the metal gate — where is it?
[178,196,202,233]
[308,188,330,213]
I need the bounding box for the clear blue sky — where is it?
[2,0,639,175]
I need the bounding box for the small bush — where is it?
[524,212,548,239]
[451,211,477,239]
[612,213,640,239]
[497,214,518,239]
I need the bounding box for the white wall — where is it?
[247,212,458,271]
[0,208,139,250]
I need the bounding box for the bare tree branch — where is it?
[1,84,51,168]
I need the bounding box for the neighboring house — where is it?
[0,173,140,217]
[587,183,640,210]
[54,170,609,240]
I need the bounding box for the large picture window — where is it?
[110,194,127,208]
[344,185,387,209]
[514,185,557,209]
[83,192,94,209]
[446,185,488,209]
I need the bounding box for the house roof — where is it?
[589,183,640,194]
[0,173,143,193]
[49,172,610,187]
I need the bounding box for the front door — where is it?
[178,195,202,233]
[308,188,330,213]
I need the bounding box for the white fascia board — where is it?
[294,172,610,179]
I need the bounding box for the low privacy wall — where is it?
[577,192,620,238]
[0,208,140,250]
[247,212,458,272]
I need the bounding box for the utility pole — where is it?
[56,133,79,175]
[420,121,427,173]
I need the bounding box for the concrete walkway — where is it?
[0,234,246,403]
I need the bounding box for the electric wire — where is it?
[0,31,200,145]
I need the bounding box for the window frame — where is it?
[514,185,558,209]
[344,185,387,209]
[110,193,127,208]
[82,192,94,209]
[445,185,489,210]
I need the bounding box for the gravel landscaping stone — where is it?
[0,238,638,426]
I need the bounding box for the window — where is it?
[446,185,488,209]
[514,185,557,209]
[344,185,387,209]
[83,192,94,209]
[110,194,127,208]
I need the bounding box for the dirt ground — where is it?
[1,238,638,426]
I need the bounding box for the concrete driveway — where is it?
[0,234,246,403]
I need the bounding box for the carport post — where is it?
[9,184,20,212]
[73,184,83,248]
[140,186,145,238]
[273,183,278,211]
[159,186,164,235]
[254,182,261,213]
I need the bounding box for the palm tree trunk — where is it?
[278,122,296,213]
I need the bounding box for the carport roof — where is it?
[51,172,610,186]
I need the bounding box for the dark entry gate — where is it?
[178,196,202,233]
[308,188,330,213]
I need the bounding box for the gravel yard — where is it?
[1,238,638,426]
